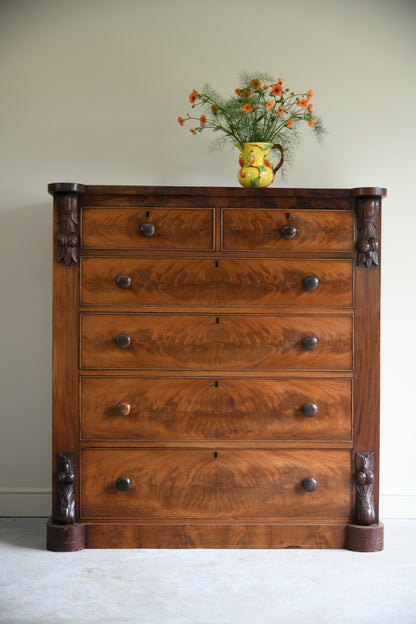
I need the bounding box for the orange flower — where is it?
[190,129,197,135]
[298,98,308,108]
[235,88,241,96]
[211,105,218,115]
[200,115,207,126]
[309,119,315,127]
[266,101,274,110]
[177,116,184,126]
[287,119,294,128]
[251,79,261,90]
[263,84,269,89]
[243,103,253,113]
[307,103,313,113]
[271,83,282,96]
[242,90,252,98]
[189,89,198,104]
[277,105,284,116]
[307,89,314,98]
[278,77,283,84]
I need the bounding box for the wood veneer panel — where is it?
[80,449,351,519]
[80,314,353,371]
[80,258,353,307]
[81,207,214,250]
[80,377,352,441]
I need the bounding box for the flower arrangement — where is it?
[178,71,326,174]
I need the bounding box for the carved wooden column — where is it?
[47,183,85,551]
[347,187,386,552]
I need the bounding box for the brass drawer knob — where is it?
[302,477,317,492]
[116,402,132,416]
[115,334,131,349]
[281,224,297,240]
[116,274,132,289]
[301,402,318,417]
[116,477,131,492]
[140,222,156,237]
[303,275,319,290]
[302,336,318,350]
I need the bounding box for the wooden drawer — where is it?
[222,209,355,251]
[81,313,353,371]
[80,448,351,519]
[81,258,353,307]
[80,377,352,441]
[81,207,214,250]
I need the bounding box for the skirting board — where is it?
[0,489,52,517]
[1,490,416,519]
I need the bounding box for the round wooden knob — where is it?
[301,402,318,417]
[281,224,297,240]
[116,274,132,289]
[303,276,319,291]
[116,402,132,416]
[302,477,317,492]
[302,336,318,350]
[140,222,156,237]
[115,334,131,349]
[116,477,131,492]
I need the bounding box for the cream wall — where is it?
[0,0,415,517]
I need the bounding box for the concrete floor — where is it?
[0,519,415,624]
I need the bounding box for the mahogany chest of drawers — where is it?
[47,184,386,551]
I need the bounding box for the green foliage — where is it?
[178,72,327,175]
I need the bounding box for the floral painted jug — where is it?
[236,142,285,188]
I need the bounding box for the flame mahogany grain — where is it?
[81,257,353,307]
[80,313,353,371]
[80,448,351,519]
[80,377,352,441]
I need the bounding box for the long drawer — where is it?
[81,258,353,307]
[80,314,353,370]
[81,207,215,250]
[80,377,352,441]
[80,449,351,519]
[222,209,355,251]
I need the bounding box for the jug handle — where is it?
[271,144,285,175]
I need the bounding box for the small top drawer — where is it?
[222,209,355,252]
[81,207,214,250]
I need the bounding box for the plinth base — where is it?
[346,522,384,552]
[47,518,85,551]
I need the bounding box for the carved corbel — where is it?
[56,193,79,265]
[354,451,376,525]
[53,452,76,525]
[353,187,386,268]
[47,451,84,551]
[356,196,380,267]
